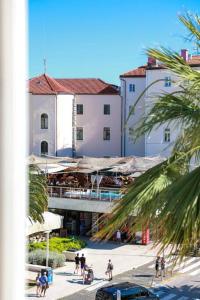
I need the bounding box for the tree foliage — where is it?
[29,165,48,223]
[95,13,200,257]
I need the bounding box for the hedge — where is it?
[28,249,65,268]
[28,236,86,253]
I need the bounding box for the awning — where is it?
[28,155,165,175]
[26,212,63,236]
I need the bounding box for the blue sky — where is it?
[29,0,199,84]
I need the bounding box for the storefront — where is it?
[49,209,103,237]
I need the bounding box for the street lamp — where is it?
[45,230,51,267]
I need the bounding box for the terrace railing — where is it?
[47,186,122,202]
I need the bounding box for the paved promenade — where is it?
[26,240,159,300]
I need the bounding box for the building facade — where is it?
[120,50,200,157]
[29,74,122,157]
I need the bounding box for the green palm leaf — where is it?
[29,165,48,223]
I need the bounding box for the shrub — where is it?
[28,249,65,268]
[28,236,86,253]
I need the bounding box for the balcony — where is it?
[48,186,122,213]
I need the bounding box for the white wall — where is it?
[121,77,145,156]
[56,94,74,156]
[29,94,56,156]
[75,94,121,157]
[145,69,180,157]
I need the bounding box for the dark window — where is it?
[164,128,170,142]
[103,127,110,140]
[164,76,171,87]
[76,127,83,140]
[77,104,83,114]
[41,113,48,129]
[41,141,48,155]
[129,84,135,92]
[104,104,110,115]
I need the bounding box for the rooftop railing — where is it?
[47,186,122,202]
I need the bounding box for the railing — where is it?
[47,186,122,202]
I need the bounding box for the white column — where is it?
[0,0,27,299]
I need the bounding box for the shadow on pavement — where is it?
[54,272,73,276]
[67,279,85,285]
[25,293,38,297]
[134,274,153,278]
[83,238,127,250]
[155,284,200,298]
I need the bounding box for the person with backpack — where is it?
[39,271,48,297]
[106,259,113,281]
[155,256,161,278]
[161,257,166,277]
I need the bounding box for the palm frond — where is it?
[94,157,181,240]
[179,13,200,46]
[29,165,48,223]
[133,90,200,143]
[147,47,200,87]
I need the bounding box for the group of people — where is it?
[74,253,114,283]
[155,256,165,278]
[35,271,49,297]
[116,229,129,243]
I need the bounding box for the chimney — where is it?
[147,56,157,66]
[181,49,189,62]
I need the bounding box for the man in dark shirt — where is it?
[80,254,86,275]
[74,253,80,274]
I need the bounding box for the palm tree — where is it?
[95,13,200,257]
[29,165,48,223]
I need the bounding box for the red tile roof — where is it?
[56,78,119,94]
[120,66,146,78]
[29,74,73,95]
[29,75,119,95]
[120,55,200,76]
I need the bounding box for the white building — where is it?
[120,50,200,157]
[29,74,122,157]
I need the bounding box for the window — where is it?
[41,141,48,155]
[129,84,135,92]
[104,104,110,115]
[103,127,110,140]
[164,76,171,87]
[41,113,48,129]
[77,104,83,114]
[164,128,170,142]
[76,127,83,140]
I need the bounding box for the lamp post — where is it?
[45,230,51,267]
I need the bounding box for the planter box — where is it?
[62,249,87,261]
[62,249,78,261]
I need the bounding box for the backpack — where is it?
[109,263,113,270]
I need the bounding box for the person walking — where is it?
[39,271,48,297]
[80,253,86,276]
[155,256,160,278]
[35,272,41,297]
[161,257,166,277]
[74,253,80,274]
[116,230,121,243]
[106,259,113,281]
